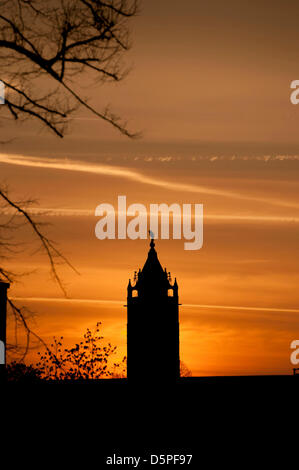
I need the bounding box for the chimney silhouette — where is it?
[127,237,180,382]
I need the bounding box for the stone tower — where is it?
[127,238,180,382]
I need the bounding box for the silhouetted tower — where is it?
[127,237,180,382]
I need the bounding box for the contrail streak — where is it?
[1,152,299,209]
[11,297,299,313]
[1,206,299,224]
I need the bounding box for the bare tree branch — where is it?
[0,186,79,359]
[0,187,78,294]
[0,0,140,137]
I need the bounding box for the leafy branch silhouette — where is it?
[35,322,126,380]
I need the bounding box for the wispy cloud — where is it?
[1,152,299,209]
[12,297,124,305]
[11,297,299,313]
[1,206,299,224]
[184,303,299,313]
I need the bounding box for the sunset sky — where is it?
[1,0,299,375]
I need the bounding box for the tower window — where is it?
[168,289,173,297]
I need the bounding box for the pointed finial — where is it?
[149,230,155,248]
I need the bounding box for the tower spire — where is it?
[149,230,155,249]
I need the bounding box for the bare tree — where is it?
[0,186,79,360]
[0,0,139,137]
[0,1,140,359]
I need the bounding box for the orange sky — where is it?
[1,0,299,375]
